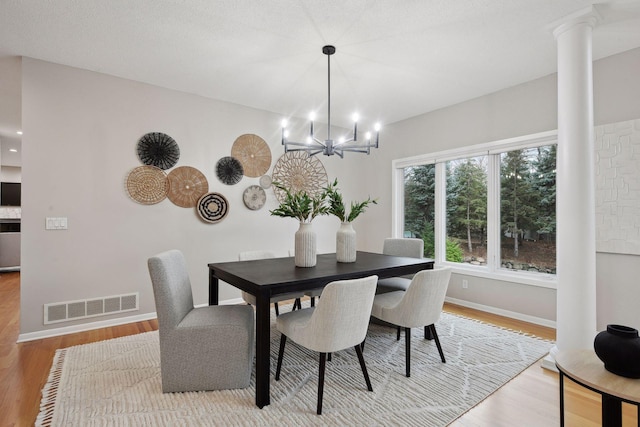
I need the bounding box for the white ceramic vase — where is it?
[336,221,356,263]
[295,221,317,267]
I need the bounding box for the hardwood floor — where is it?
[0,272,157,426]
[1,271,637,426]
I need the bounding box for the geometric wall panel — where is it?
[594,118,640,255]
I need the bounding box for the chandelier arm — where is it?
[284,141,324,149]
[312,137,327,146]
[337,145,374,153]
[285,141,315,147]
[284,146,324,155]
[331,149,344,158]
[333,137,356,147]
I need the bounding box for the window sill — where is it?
[442,262,558,289]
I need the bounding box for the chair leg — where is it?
[274,302,280,317]
[405,327,411,377]
[317,352,327,415]
[424,325,434,340]
[360,338,365,351]
[293,298,301,310]
[328,352,332,362]
[310,296,315,307]
[430,324,446,363]
[354,345,373,392]
[275,334,287,381]
[396,325,401,341]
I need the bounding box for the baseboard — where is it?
[19,296,555,342]
[17,297,242,343]
[445,296,557,329]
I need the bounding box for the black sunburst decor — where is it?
[216,156,244,185]
[136,132,180,170]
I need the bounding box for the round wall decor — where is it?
[259,174,272,189]
[136,132,180,170]
[216,156,244,185]
[243,185,267,210]
[167,166,209,208]
[197,192,229,223]
[125,165,169,205]
[271,151,328,202]
[231,134,272,178]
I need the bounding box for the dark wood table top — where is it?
[208,251,434,296]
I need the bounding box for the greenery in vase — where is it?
[325,179,377,223]
[269,182,330,223]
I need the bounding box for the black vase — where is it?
[594,324,640,379]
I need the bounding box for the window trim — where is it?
[392,130,558,289]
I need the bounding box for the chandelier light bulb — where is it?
[281,119,288,128]
[309,112,316,121]
[365,131,372,141]
[352,113,359,123]
[374,123,381,132]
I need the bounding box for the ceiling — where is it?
[2,0,640,167]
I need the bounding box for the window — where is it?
[500,146,556,274]
[395,131,557,285]
[446,156,487,264]
[403,164,435,255]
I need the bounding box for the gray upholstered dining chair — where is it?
[239,250,303,315]
[148,249,254,392]
[376,237,424,294]
[275,275,378,415]
[371,267,451,377]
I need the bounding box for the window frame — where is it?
[392,130,558,289]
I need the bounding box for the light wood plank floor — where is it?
[1,271,637,426]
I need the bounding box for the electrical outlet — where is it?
[462,279,469,289]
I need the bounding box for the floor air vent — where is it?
[44,292,139,324]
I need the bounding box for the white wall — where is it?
[20,58,371,336]
[357,47,640,330]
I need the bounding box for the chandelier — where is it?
[281,45,380,158]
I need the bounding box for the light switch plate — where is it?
[46,217,68,230]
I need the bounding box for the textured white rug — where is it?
[37,310,552,426]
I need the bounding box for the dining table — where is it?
[208,250,434,408]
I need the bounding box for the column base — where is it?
[541,344,559,372]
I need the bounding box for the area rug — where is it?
[37,309,552,426]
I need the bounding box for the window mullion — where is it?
[391,167,404,238]
[434,162,446,265]
[486,154,500,272]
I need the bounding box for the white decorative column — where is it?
[542,8,599,371]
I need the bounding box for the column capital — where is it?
[551,6,601,40]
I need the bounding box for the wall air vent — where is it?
[44,292,139,324]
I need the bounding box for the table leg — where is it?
[601,394,622,427]
[208,270,219,305]
[255,293,271,408]
[559,370,565,427]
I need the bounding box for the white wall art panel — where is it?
[594,118,640,255]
